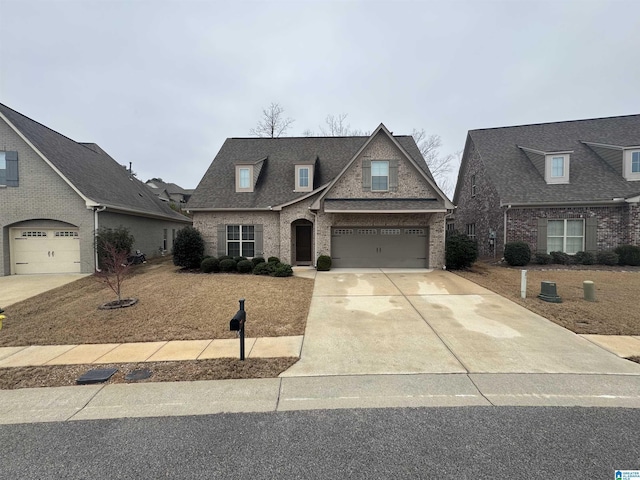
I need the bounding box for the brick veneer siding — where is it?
[279,195,319,264]
[0,118,95,275]
[454,137,504,257]
[507,204,638,252]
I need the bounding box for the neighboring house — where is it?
[145,178,193,208]
[0,103,192,275]
[453,114,640,258]
[188,124,453,268]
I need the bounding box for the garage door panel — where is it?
[10,229,81,274]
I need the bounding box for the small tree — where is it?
[445,231,478,270]
[95,242,131,303]
[249,102,294,138]
[173,226,205,268]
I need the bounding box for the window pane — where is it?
[228,242,240,257]
[547,220,564,236]
[547,237,563,252]
[0,152,6,169]
[242,242,255,257]
[371,176,388,190]
[371,161,389,176]
[239,168,250,188]
[632,152,640,173]
[566,220,583,237]
[242,225,254,240]
[566,237,582,254]
[551,157,564,177]
[299,168,309,187]
[227,225,239,240]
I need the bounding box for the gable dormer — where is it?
[294,156,316,192]
[518,146,572,184]
[235,157,267,192]
[583,141,640,181]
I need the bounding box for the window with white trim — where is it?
[547,219,584,254]
[295,165,313,192]
[55,231,78,237]
[545,153,570,184]
[227,225,255,257]
[371,161,389,191]
[22,231,47,237]
[632,151,640,173]
[466,223,476,240]
[235,165,253,192]
[0,152,5,186]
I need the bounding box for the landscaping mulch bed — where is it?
[454,261,640,335]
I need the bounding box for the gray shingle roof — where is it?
[0,103,190,222]
[146,178,192,195]
[188,135,433,209]
[463,114,640,205]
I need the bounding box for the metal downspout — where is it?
[94,206,106,270]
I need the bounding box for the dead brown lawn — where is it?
[455,262,640,335]
[0,257,314,346]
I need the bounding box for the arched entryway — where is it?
[291,219,313,266]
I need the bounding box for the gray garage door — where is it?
[331,226,428,268]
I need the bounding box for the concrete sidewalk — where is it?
[0,336,303,367]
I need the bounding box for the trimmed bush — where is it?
[251,257,266,268]
[574,251,596,265]
[237,259,253,273]
[253,262,272,275]
[503,242,531,266]
[218,255,232,262]
[273,263,294,277]
[219,258,237,272]
[233,256,248,263]
[550,251,571,265]
[267,256,280,264]
[316,255,332,271]
[597,250,619,266]
[200,257,219,273]
[445,231,478,270]
[534,253,552,265]
[614,244,640,266]
[96,226,134,269]
[172,226,205,269]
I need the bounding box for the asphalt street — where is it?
[0,407,638,479]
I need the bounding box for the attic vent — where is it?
[139,193,144,197]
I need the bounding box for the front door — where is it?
[295,225,312,264]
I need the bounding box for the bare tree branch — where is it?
[249,102,294,138]
[95,242,131,302]
[412,128,457,195]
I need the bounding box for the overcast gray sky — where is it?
[1,0,639,196]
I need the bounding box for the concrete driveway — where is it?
[0,274,88,307]
[282,269,640,377]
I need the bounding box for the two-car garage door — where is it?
[331,226,429,268]
[10,228,81,274]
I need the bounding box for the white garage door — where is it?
[331,226,428,268]
[10,229,81,274]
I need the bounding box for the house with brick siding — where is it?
[188,124,453,268]
[0,103,191,276]
[452,114,640,258]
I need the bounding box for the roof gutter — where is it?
[324,209,447,214]
[90,203,191,222]
[499,198,633,208]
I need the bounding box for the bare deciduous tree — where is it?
[249,102,294,138]
[95,242,131,303]
[412,128,458,196]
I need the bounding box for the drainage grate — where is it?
[76,368,118,385]
[125,369,152,381]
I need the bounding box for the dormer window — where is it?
[545,153,570,184]
[625,150,640,180]
[633,152,640,173]
[236,165,253,192]
[295,165,313,192]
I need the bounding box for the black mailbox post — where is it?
[229,299,247,360]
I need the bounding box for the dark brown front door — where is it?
[295,225,312,263]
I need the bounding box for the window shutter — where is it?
[389,159,398,192]
[217,224,227,257]
[536,218,548,253]
[254,224,263,256]
[585,217,597,253]
[362,159,371,191]
[6,151,18,186]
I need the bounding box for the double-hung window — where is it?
[0,152,6,186]
[466,223,476,240]
[551,156,565,177]
[632,151,640,173]
[371,161,389,191]
[239,168,250,188]
[227,225,255,257]
[547,219,584,254]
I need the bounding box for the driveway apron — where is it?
[282,269,640,377]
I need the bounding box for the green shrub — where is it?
[253,262,272,275]
[597,250,619,266]
[237,259,253,273]
[445,231,478,270]
[219,258,237,272]
[96,226,134,269]
[172,226,205,269]
[574,251,596,265]
[614,244,640,266]
[233,256,248,263]
[267,256,280,264]
[503,242,531,266]
[251,257,266,268]
[316,255,332,271]
[200,257,219,273]
[534,253,552,265]
[218,255,232,262]
[550,251,572,265]
[273,263,293,277]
